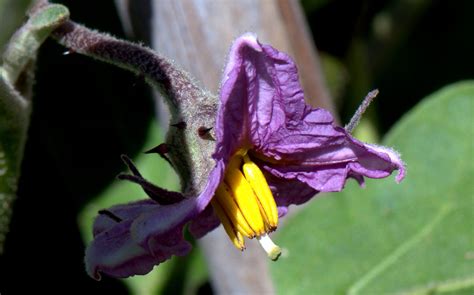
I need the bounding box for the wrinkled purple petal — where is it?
[263,129,405,193]
[362,143,406,183]
[86,199,195,280]
[215,33,310,162]
[215,34,257,162]
[261,108,341,158]
[267,176,318,208]
[217,33,405,208]
[85,219,188,280]
[130,198,196,252]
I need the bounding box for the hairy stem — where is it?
[48,16,217,197]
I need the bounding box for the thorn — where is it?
[171,121,187,130]
[198,126,214,140]
[120,154,142,177]
[145,143,169,154]
[198,126,212,136]
[117,173,130,181]
[117,174,184,204]
[144,144,173,167]
[98,209,122,223]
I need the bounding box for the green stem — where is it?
[0,2,69,254]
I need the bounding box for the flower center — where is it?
[211,152,281,261]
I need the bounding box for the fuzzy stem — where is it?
[50,20,209,119]
[48,15,218,196]
[345,89,379,133]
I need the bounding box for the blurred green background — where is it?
[0,0,472,294]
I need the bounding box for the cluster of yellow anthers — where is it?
[211,151,281,261]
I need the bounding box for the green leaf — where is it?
[320,52,348,104]
[271,81,474,294]
[0,0,32,53]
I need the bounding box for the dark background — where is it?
[0,0,472,293]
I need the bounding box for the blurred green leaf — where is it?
[78,121,181,294]
[320,52,348,106]
[0,2,69,254]
[271,81,474,294]
[159,246,209,295]
[0,0,32,53]
[301,0,332,14]
[182,248,209,295]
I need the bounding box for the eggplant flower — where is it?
[85,33,405,280]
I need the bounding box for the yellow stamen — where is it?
[242,155,279,229]
[224,160,266,236]
[212,151,281,259]
[211,200,245,250]
[215,184,256,238]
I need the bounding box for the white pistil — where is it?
[257,233,281,261]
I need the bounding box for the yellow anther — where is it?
[215,184,256,238]
[235,231,245,250]
[242,155,278,229]
[211,152,282,259]
[224,161,266,236]
[211,200,245,250]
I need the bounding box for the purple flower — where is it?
[85,33,405,280]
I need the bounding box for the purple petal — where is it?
[278,206,289,218]
[267,175,318,208]
[195,160,225,211]
[130,160,225,247]
[85,219,190,280]
[263,128,405,193]
[188,204,220,239]
[362,142,406,183]
[215,33,307,161]
[217,32,404,218]
[260,108,342,159]
[217,34,341,159]
[93,199,158,236]
[130,198,196,252]
[86,199,194,280]
[86,155,225,280]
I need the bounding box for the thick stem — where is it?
[50,19,218,196]
[52,21,191,116]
